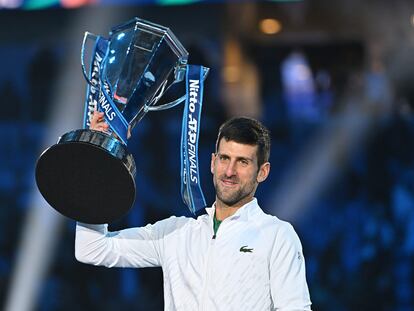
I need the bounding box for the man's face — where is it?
[211,139,270,208]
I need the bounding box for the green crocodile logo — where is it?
[239,245,253,253]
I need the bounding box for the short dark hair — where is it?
[215,117,271,167]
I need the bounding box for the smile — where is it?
[221,179,238,186]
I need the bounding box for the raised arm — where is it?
[75,222,162,268]
[75,216,190,268]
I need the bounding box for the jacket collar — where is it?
[205,198,259,222]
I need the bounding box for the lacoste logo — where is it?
[239,245,253,253]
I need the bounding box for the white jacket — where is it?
[75,199,312,311]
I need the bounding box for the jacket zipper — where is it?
[200,224,216,311]
[200,217,231,310]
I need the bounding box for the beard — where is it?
[213,174,257,207]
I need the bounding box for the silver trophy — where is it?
[35,18,208,224]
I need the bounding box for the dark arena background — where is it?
[1,0,414,310]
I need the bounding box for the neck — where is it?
[214,197,254,221]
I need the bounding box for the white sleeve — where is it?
[270,223,312,311]
[75,216,189,268]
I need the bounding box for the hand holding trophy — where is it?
[35,18,209,224]
[89,111,109,132]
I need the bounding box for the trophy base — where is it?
[35,129,136,224]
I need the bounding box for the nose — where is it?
[225,160,237,177]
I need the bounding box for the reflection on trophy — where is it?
[35,18,208,224]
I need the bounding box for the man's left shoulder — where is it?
[252,207,291,229]
[252,208,301,241]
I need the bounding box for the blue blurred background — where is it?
[1,0,414,310]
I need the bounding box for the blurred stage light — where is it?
[158,0,199,4]
[61,0,96,8]
[222,39,242,84]
[23,0,58,9]
[0,0,23,8]
[282,52,314,94]
[223,65,241,83]
[259,18,282,35]
[411,14,414,27]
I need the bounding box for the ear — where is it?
[257,162,270,183]
[211,153,216,174]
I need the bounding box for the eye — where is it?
[239,159,249,166]
[218,154,229,162]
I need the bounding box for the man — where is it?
[75,112,312,310]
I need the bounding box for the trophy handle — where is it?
[81,31,100,86]
[145,94,186,112]
[145,66,210,112]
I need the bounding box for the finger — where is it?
[90,119,103,130]
[92,110,105,121]
[90,112,99,126]
[94,124,107,132]
[90,113,106,130]
[97,123,109,131]
[92,110,99,120]
[97,111,105,121]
